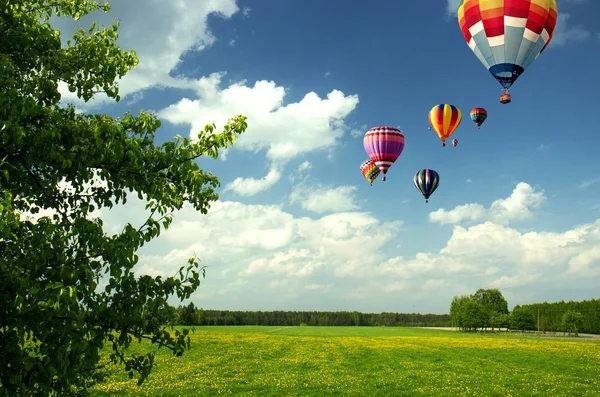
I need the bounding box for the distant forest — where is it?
[169,304,450,327]
[517,299,600,334]
[169,298,600,334]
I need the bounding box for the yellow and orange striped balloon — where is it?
[428,104,462,146]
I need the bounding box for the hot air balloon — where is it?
[428,104,462,147]
[414,169,440,203]
[470,107,488,129]
[359,160,381,186]
[363,126,405,181]
[452,139,458,147]
[457,0,558,104]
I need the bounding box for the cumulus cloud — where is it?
[157,74,359,167]
[289,183,359,214]
[429,203,487,226]
[429,182,545,226]
[54,0,240,108]
[93,180,600,311]
[224,167,281,196]
[53,0,359,196]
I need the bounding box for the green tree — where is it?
[561,310,584,337]
[510,306,536,331]
[489,312,511,331]
[458,300,487,331]
[0,1,247,395]
[471,288,509,330]
[449,294,472,330]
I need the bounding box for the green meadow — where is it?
[89,326,600,397]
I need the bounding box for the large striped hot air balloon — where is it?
[457,0,558,104]
[470,107,488,129]
[414,169,440,203]
[359,160,381,186]
[428,104,462,147]
[363,126,405,182]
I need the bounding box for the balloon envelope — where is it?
[363,126,405,177]
[414,169,440,202]
[457,0,558,90]
[470,107,488,128]
[359,160,381,185]
[428,104,462,144]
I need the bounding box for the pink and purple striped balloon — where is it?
[363,126,405,181]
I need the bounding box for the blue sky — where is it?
[53,0,600,314]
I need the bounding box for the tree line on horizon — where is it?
[450,289,600,335]
[169,293,600,334]
[169,304,451,327]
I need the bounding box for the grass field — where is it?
[90,326,600,397]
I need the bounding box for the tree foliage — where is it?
[450,289,510,331]
[0,0,247,395]
[471,288,509,315]
[450,290,600,335]
[561,310,584,337]
[517,299,600,334]
[509,306,536,331]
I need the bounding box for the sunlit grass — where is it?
[90,326,600,396]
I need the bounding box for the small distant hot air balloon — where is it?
[428,104,462,147]
[470,108,487,129]
[452,139,458,147]
[359,160,381,186]
[363,126,405,181]
[457,0,558,104]
[414,169,440,203]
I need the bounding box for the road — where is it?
[418,327,600,340]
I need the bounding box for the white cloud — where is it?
[429,182,545,226]
[489,182,546,224]
[223,167,281,196]
[305,283,333,292]
[99,198,403,282]
[568,246,600,276]
[289,184,359,214]
[19,170,107,222]
[245,248,321,277]
[53,0,359,196]
[350,124,367,139]
[422,279,446,291]
[490,273,542,289]
[288,161,312,183]
[380,217,600,292]
[54,0,240,108]
[297,161,312,173]
[92,180,600,311]
[552,13,591,46]
[429,203,487,225]
[158,74,359,167]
